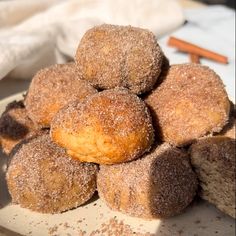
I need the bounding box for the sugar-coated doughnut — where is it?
[75,24,164,94]
[97,143,198,219]
[145,64,230,146]
[51,88,154,164]
[0,100,39,155]
[6,133,98,214]
[25,63,97,127]
[190,136,235,218]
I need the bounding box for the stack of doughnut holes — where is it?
[1,24,235,219]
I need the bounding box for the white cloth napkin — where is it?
[0,0,184,80]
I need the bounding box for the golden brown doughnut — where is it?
[75,24,164,94]
[51,88,154,164]
[97,143,198,219]
[25,63,97,127]
[145,64,230,146]
[190,136,235,218]
[0,100,39,155]
[6,133,98,214]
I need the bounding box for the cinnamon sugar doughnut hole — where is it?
[6,133,98,214]
[0,100,39,155]
[51,88,154,164]
[190,136,235,218]
[145,64,230,146]
[25,63,97,127]
[75,24,164,94]
[97,143,198,219]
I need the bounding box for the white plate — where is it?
[0,93,235,236]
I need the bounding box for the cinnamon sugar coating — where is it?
[0,100,39,155]
[25,63,97,127]
[75,24,164,94]
[51,88,154,164]
[190,136,236,218]
[6,133,98,214]
[97,143,197,219]
[145,64,230,146]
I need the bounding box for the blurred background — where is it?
[196,0,235,8]
[0,0,235,100]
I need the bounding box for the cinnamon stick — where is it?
[168,36,228,64]
[190,53,200,64]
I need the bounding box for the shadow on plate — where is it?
[83,191,100,206]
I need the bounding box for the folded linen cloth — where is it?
[0,0,184,80]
